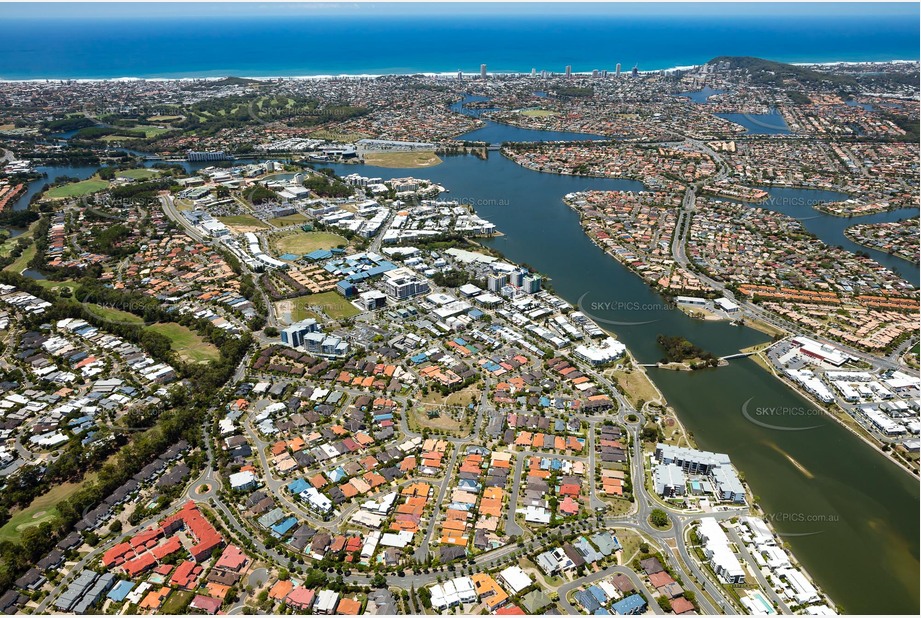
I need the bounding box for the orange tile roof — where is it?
[268,580,294,600]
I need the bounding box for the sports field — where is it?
[116,168,160,180]
[45,178,109,198]
[271,231,347,255]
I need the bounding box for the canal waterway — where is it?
[748,186,919,286]
[320,112,919,613]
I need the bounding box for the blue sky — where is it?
[2,2,918,19]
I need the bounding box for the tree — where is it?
[650,509,669,528]
[657,596,672,612]
[416,586,432,609]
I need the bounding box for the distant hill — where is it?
[707,56,859,89]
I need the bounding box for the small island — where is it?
[656,334,718,369]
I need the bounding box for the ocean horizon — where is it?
[3,60,920,83]
[0,12,918,80]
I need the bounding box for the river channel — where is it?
[320,107,919,613]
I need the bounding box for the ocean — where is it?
[0,13,918,80]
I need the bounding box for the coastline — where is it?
[1,59,917,83]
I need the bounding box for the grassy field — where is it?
[607,366,661,408]
[36,278,81,295]
[274,299,320,324]
[173,198,194,212]
[0,220,38,259]
[362,151,442,168]
[269,213,309,227]
[409,406,470,435]
[116,168,160,180]
[280,291,359,322]
[521,109,558,117]
[217,215,270,232]
[99,134,138,143]
[45,178,109,199]
[419,383,480,407]
[0,481,86,543]
[148,322,220,364]
[160,590,193,614]
[614,528,648,565]
[147,115,183,122]
[744,316,787,337]
[129,125,171,138]
[270,231,347,255]
[0,237,19,259]
[3,242,35,274]
[86,303,147,325]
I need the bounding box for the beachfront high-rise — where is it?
[480,63,487,79]
[615,62,622,76]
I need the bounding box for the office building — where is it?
[359,290,388,310]
[382,267,431,300]
[302,332,350,357]
[280,319,319,348]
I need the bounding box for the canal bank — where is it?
[749,186,919,287]
[323,134,919,613]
